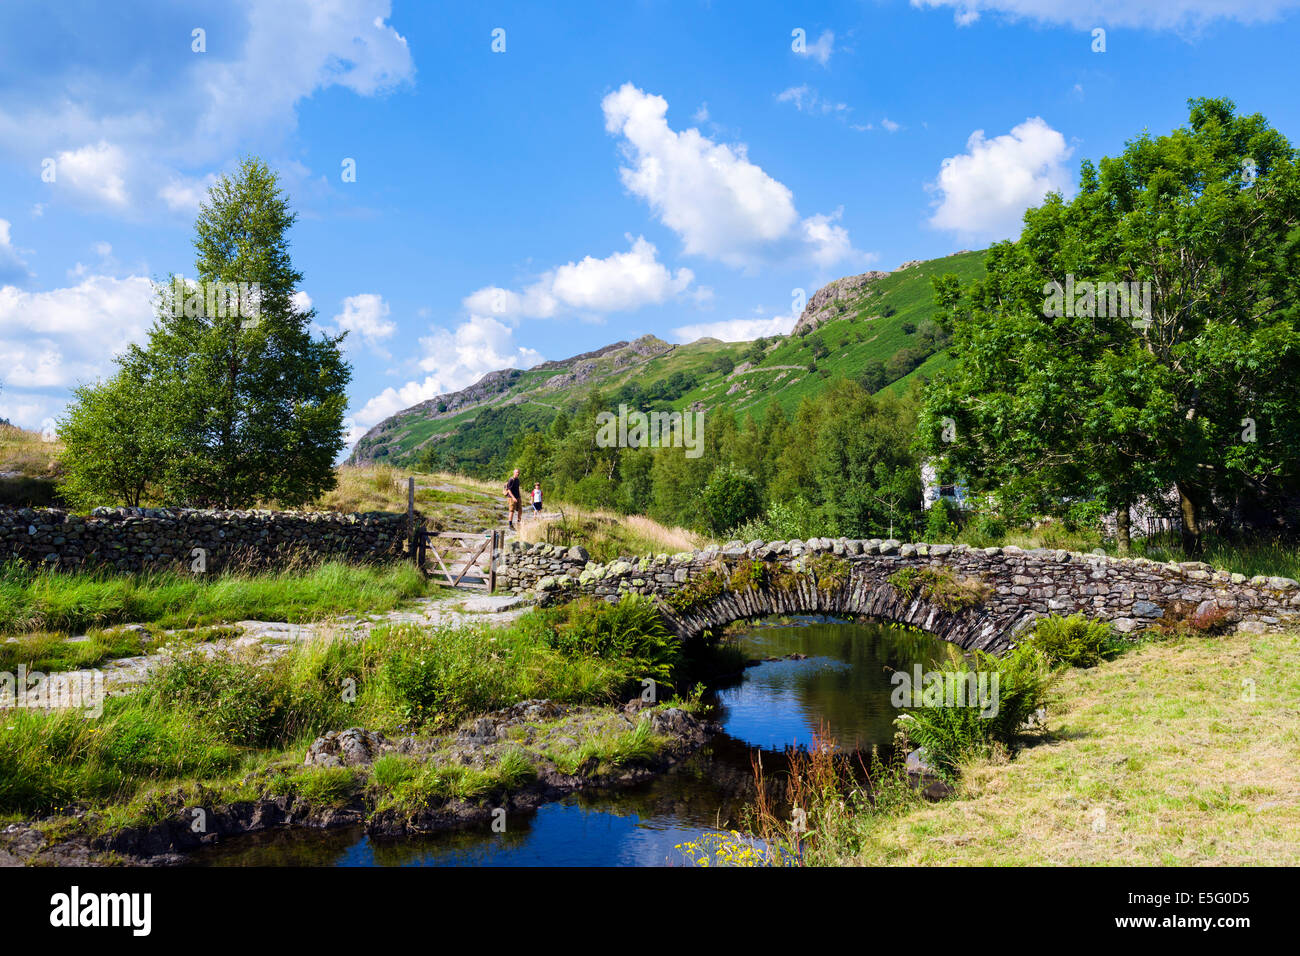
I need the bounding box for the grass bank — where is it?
[0,595,695,841]
[804,628,1300,865]
[0,559,434,638]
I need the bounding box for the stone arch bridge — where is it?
[502,537,1300,653]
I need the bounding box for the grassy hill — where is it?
[348,248,986,469]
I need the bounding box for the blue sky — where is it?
[3,0,1300,449]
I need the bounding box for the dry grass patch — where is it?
[519,505,707,560]
[833,630,1300,866]
[0,423,63,478]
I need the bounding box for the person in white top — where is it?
[531,483,543,514]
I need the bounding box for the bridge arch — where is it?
[502,537,1300,652]
[652,561,1026,653]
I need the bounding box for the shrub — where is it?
[149,649,290,746]
[730,497,830,541]
[542,595,681,685]
[898,644,1056,778]
[701,467,762,534]
[888,566,989,612]
[923,499,959,542]
[1030,613,1117,668]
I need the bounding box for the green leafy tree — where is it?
[120,158,350,508]
[57,369,172,508]
[701,466,762,534]
[921,98,1300,553]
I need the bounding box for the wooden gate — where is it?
[402,476,501,591]
[417,529,500,591]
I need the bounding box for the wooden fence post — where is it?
[407,476,416,566]
[488,530,498,593]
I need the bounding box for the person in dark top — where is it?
[505,468,522,529]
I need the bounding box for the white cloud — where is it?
[329,293,397,355]
[800,209,863,269]
[196,0,413,150]
[602,83,865,270]
[672,312,797,343]
[795,29,836,65]
[0,220,33,286]
[291,291,313,313]
[0,0,414,216]
[464,235,693,320]
[881,117,902,133]
[159,173,220,213]
[776,86,850,116]
[53,141,129,207]
[352,315,543,432]
[0,275,155,426]
[909,0,1300,29]
[928,116,1074,239]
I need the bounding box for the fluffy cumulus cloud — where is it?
[602,83,864,270]
[327,293,398,355]
[671,312,798,343]
[351,315,544,434]
[928,117,1073,240]
[463,235,693,320]
[0,0,413,214]
[909,0,1300,29]
[0,274,155,428]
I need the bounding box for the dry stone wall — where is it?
[0,507,412,573]
[502,537,1300,653]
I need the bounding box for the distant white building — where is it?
[921,459,968,511]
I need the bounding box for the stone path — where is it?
[17,592,533,699]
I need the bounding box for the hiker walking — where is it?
[531,482,543,515]
[504,468,523,530]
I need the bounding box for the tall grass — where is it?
[0,600,657,818]
[1129,534,1300,580]
[0,422,63,478]
[520,508,706,560]
[0,559,431,636]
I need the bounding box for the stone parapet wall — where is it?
[0,507,412,573]
[502,537,1300,652]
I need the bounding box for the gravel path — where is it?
[29,593,533,699]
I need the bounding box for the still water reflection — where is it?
[192,616,950,867]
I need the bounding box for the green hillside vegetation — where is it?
[351,249,986,471]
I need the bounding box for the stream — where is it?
[190,616,951,867]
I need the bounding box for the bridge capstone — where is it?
[501,538,1300,654]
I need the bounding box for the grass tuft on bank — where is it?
[0,559,433,637]
[810,628,1300,865]
[0,594,683,827]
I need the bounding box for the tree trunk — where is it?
[1177,483,1203,556]
[1115,500,1131,556]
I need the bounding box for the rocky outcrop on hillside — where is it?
[349,367,524,463]
[793,270,892,335]
[348,335,675,464]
